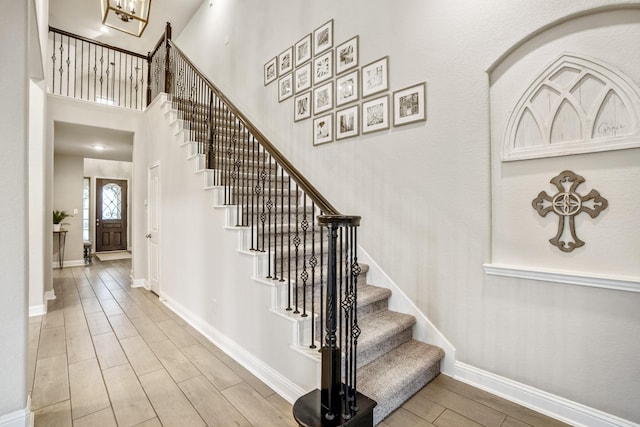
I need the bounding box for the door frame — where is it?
[147,162,161,295]
[93,176,131,252]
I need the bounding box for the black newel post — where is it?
[322,219,342,421]
[163,22,172,95]
[292,215,375,427]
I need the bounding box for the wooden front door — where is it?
[96,178,128,252]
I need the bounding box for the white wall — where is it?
[84,158,133,251]
[144,97,319,398]
[53,154,84,263]
[29,80,47,314]
[0,0,29,421]
[174,0,640,423]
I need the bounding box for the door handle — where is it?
[146,234,152,238]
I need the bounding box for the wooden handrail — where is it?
[167,39,340,216]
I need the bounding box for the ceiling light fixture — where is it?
[101,0,151,37]
[92,144,106,151]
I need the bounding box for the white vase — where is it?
[53,224,61,232]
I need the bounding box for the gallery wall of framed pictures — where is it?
[263,18,427,146]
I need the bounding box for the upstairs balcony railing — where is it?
[48,27,147,110]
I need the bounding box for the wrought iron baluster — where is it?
[73,38,77,98]
[301,196,309,318]
[259,149,267,251]
[293,183,300,314]
[309,202,317,348]
[266,154,273,276]
[66,35,70,96]
[287,175,292,302]
[58,35,64,95]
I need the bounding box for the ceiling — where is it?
[55,122,135,162]
[49,0,204,161]
[49,0,204,55]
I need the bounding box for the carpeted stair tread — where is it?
[357,311,416,367]
[358,339,444,425]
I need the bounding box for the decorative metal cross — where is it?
[532,170,608,252]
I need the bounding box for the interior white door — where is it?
[148,163,160,295]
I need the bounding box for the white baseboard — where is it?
[130,276,148,289]
[44,291,55,301]
[161,293,306,404]
[51,259,86,269]
[357,246,457,375]
[454,362,640,427]
[28,304,46,317]
[0,407,30,427]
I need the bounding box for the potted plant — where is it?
[53,210,72,232]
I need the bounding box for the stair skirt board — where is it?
[160,96,446,424]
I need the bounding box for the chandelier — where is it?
[101,0,152,37]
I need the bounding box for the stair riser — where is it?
[358,327,412,368]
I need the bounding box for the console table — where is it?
[53,230,68,268]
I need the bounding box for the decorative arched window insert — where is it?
[502,53,640,161]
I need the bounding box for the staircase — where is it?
[164,96,444,424]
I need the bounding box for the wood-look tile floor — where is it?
[29,259,568,427]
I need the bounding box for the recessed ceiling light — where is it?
[92,144,106,151]
[100,25,109,33]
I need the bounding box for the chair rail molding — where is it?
[484,263,640,293]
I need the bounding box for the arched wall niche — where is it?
[487,7,640,282]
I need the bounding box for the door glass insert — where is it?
[102,183,122,220]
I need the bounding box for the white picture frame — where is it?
[295,33,312,68]
[313,19,333,55]
[278,73,293,102]
[362,95,390,134]
[264,56,277,86]
[362,56,389,98]
[313,50,333,85]
[393,82,426,126]
[295,63,312,94]
[313,81,333,115]
[278,46,293,75]
[313,113,333,145]
[336,70,359,107]
[294,91,312,122]
[336,105,359,140]
[335,36,359,75]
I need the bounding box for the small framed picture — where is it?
[313,113,333,145]
[295,63,312,94]
[362,56,389,98]
[362,95,389,134]
[313,81,333,115]
[393,82,426,126]
[335,36,359,75]
[278,73,293,102]
[278,46,293,75]
[313,50,333,85]
[295,34,312,68]
[336,105,359,140]
[294,91,312,122]
[264,57,277,86]
[335,70,359,107]
[313,19,333,55]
